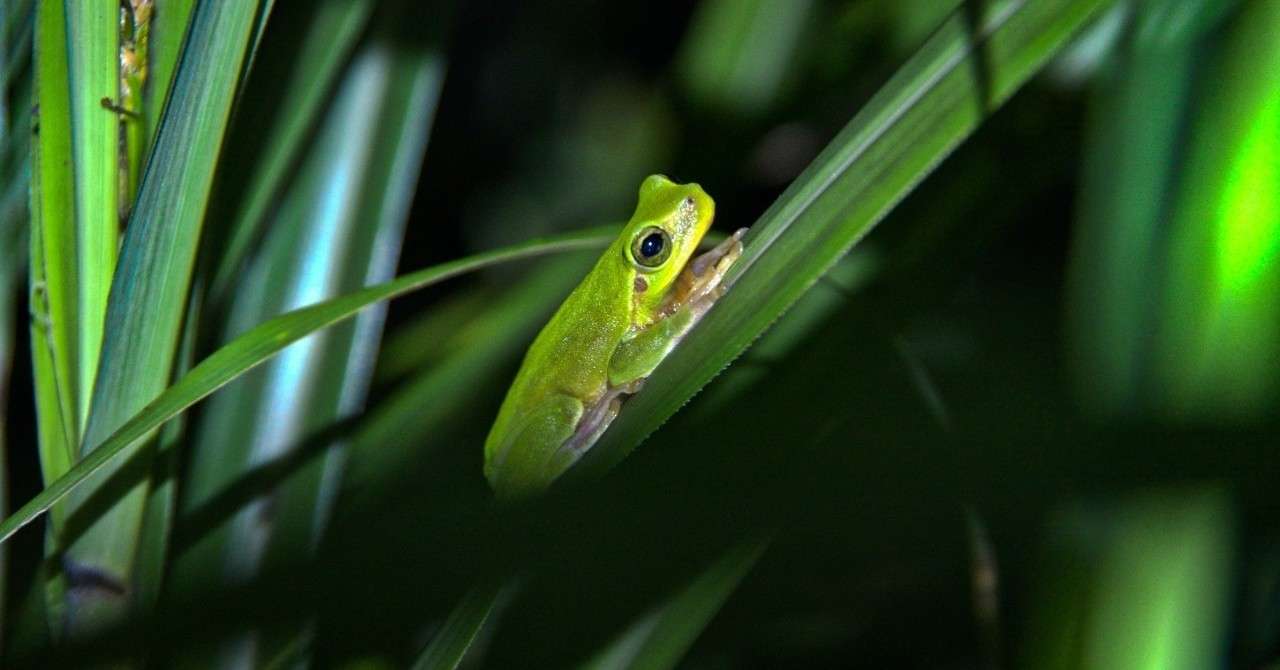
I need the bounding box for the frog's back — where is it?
[485,243,633,453]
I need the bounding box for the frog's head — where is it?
[623,174,716,315]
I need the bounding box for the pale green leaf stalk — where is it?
[64,0,120,427]
[59,0,265,635]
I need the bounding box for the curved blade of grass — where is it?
[411,576,507,670]
[580,535,770,670]
[341,253,593,500]
[61,0,265,630]
[0,229,614,546]
[573,0,1117,481]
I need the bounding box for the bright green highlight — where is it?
[1078,489,1233,670]
[1214,91,1280,300]
[1156,1,1280,418]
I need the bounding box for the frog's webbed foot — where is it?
[670,228,746,318]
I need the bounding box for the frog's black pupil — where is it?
[640,233,664,259]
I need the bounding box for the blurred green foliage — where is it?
[1,0,1279,667]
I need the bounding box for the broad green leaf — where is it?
[64,1,119,425]
[0,228,614,547]
[61,0,266,632]
[573,0,1117,481]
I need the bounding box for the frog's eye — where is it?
[631,226,672,268]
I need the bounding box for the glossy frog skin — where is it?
[484,175,745,497]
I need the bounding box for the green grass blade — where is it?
[1078,489,1233,669]
[260,34,446,574]
[207,0,378,304]
[29,0,78,509]
[581,536,769,670]
[0,229,613,547]
[64,1,120,425]
[573,0,1116,481]
[411,577,506,670]
[342,254,593,499]
[60,0,265,631]
[131,295,201,614]
[174,29,446,665]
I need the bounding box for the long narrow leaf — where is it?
[207,0,378,303]
[60,0,266,631]
[582,536,769,670]
[0,229,614,546]
[411,577,506,670]
[64,1,119,424]
[28,0,78,515]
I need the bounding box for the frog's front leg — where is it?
[665,228,746,319]
[606,227,746,386]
